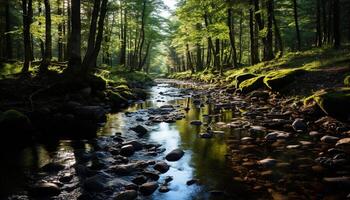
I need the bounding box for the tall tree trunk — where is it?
[293,0,301,50]
[316,0,322,47]
[138,0,147,70]
[5,0,12,60]
[333,0,340,48]
[238,11,243,64]
[57,0,63,61]
[39,0,52,73]
[68,0,81,71]
[21,0,33,73]
[250,0,259,65]
[227,6,238,68]
[265,0,274,60]
[186,43,194,73]
[322,0,328,44]
[204,13,215,68]
[140,41,151,70]
[272,1,283,57]
[120,7,127,67]
[214,39,221,72]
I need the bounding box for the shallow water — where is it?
[1,82,245,199]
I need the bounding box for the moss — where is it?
[235,73,257,88]
[239,76,265,93]
[344,75,350,86]
[263,69,306,91]
[305,88,350,119]
[107,91,128,106]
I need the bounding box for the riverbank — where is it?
[0,69,154,147]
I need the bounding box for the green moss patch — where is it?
[239,76,265,94]
[306,88,350,119]
[235,73,257,88]
[263,69,306,91]
[344,75,350,87]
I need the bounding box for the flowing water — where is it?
[1,80,249,200]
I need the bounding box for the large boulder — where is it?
[29,182,61,197]
[165,149,184,161]
[305,88,350,119]
[107,91,128,107]
[235,73,257,88]
[239,76,265,94]
[88,75,107,91]
[263,69,306,91]
[73,106,107,123]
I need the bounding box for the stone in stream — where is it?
[186,179,199,186]
[165,149,185,161]
[115,190,138,200]
[122,140,143,151]
[265,131,292,141]
[132,175,147,185]
[130,125,148,136]
[120,145,135,157]
[200,132,213,139]
[143,171,160,181]
[335,138,350,153]
[154,161,170,173]
[159,185,170,193]
[258,158,277,167]
[84,173,110,192]
[140,182,159,196]
[190,120,203,126]
[29,182,61,197]
[320,135,339,143]
[323,177,350,186]
[292,118,307,132]
[40,162,65,173]
[249,126,267,135]
[309,131,324,137]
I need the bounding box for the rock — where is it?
[235,73,257,88]
[115,190,138,200]
[123,140,143,151]
[258,158,277,167]
[130,125,148,136]
[120,145,135,157]
[241,137,255,143]
[165,149,185,161]
[59,173,73,183]
[154,161,170,173]
[323,177,350,186]
[210,190,224,196]
[41,163,65,173]
[248,91,270,99]
[186,179,199,186]
[286,144,300,149]
[265,131,292,141]
[79,87,92,97]
[73,106,107,122]
[200,132,213,139]
[190,120,203,126]
[292,118,307,132]
[320,135,339,143]
[263,69,306,91]
[143,171,160,181]
[249,126,267,135]
[0,109,32,142]
[239,76,265,94]
[164,176,173,183]
[84,173,110,192]
[140,182,159,196]
[132,175,147,185]
[309,131,323,137]
[29,182,60,197]
[159,185,170,193]
[335,138,350,153]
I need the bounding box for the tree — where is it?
[39,0,52,73]
[293,0,301,50]
[333,0,340,48]
[21,0,33,73]
[227,4,237,68]
[68,0,82,72]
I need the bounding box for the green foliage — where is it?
[263,69,306,91]
[239,76,265,93]
[344,76,350,87]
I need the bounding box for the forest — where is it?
[0,0,350,199]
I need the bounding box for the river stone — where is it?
[186,179,199,185]
[130,125,148,136]
[165,149,184,161]
[292,118,307,132]
[335,138,350,153]
[320,135,339,143]
[143,171,160,181]
[323,177,350,186]
[265,131,292,141]
[123,140,143,151]
[154,161,170,173]
[249,126,267,135]
[159,185,170,193]
[140,182,159,196]
[309,131,324,137]
[120,145,135,157]
[190,120,203,126]
[115,190,138,200]
[29,182,61,197]
[132,175,147,185]
[258,158,277,167]
[200,132,213,139]
[84,174,110,191]
[41,162,65,173]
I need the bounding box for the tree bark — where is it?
[57,0,63,61]
[5,0,12,60]
[138,0,147,70]
[293,0,301,50]
[333,0,340,48]
[227,6,238,68]
[272,1,283,57]
[265,0,274,60]
[120,6,127,67]
[21,0,33,73]
[39,0,52,73]
[68,0,81,71]
[316,0,322,47]
[250,0,259,65]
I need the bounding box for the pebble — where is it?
[320,135,339,143]
[154,161,170,173]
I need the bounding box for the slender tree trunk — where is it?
[138,0,147,70]
[265,0,274,60]
[5,0,12,60]
[140,41,151,70]
[21,0,33,73]
[214,39,221,72]
[39,0,52,73]
[227,6,238,68]
[57,0,63,61]
[272,2,283,57]
[250,0,259,65]
[293,0,301,50]
[239,11,243,64]
[316,0,322,47]
[68,0,81,71]
[204,13,215,68]
[333,0,340,48]
[186,43,194,73]
[120,6,127,67]
[322,0,328,44]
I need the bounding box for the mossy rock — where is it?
[107,91,128,106]
[88,75,107,91]
[133,88,149,100]
[263,69,306,91]
[0,109,33,143]
[306,88,350,119]
[344,75,350,86]
[239,76,265,94]
[235,73,257,88]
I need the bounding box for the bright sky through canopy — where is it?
[161,0,177,18]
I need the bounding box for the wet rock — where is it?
[73,106,107,122]
[143,171,160,181]
[115,190,138,200]
[29,182,61,197]
[84,173,110,191]
[323,177,350,186]
[241,137,255,143]
[186,179,199,186]
[335,138,350,153]
[123,140,143,151]
[320,135,339,143]
[164,176,173,183]
[165,149,184,161]
[265,131,292,141]
[292,118,307,132]
[154,161,170,173]
[140,182,159,196]
[200,132,213,139]
[132,175,147,185]
[190,120,203,126]
[286,144,300,149]
[309,131,324,137]
[41,162,65,173]
[258,158,277,167]
[130,125,148,136]
[159,185,170,193]
[59,173,73,183]
[120,145,135,157]
[249,126,267,135]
